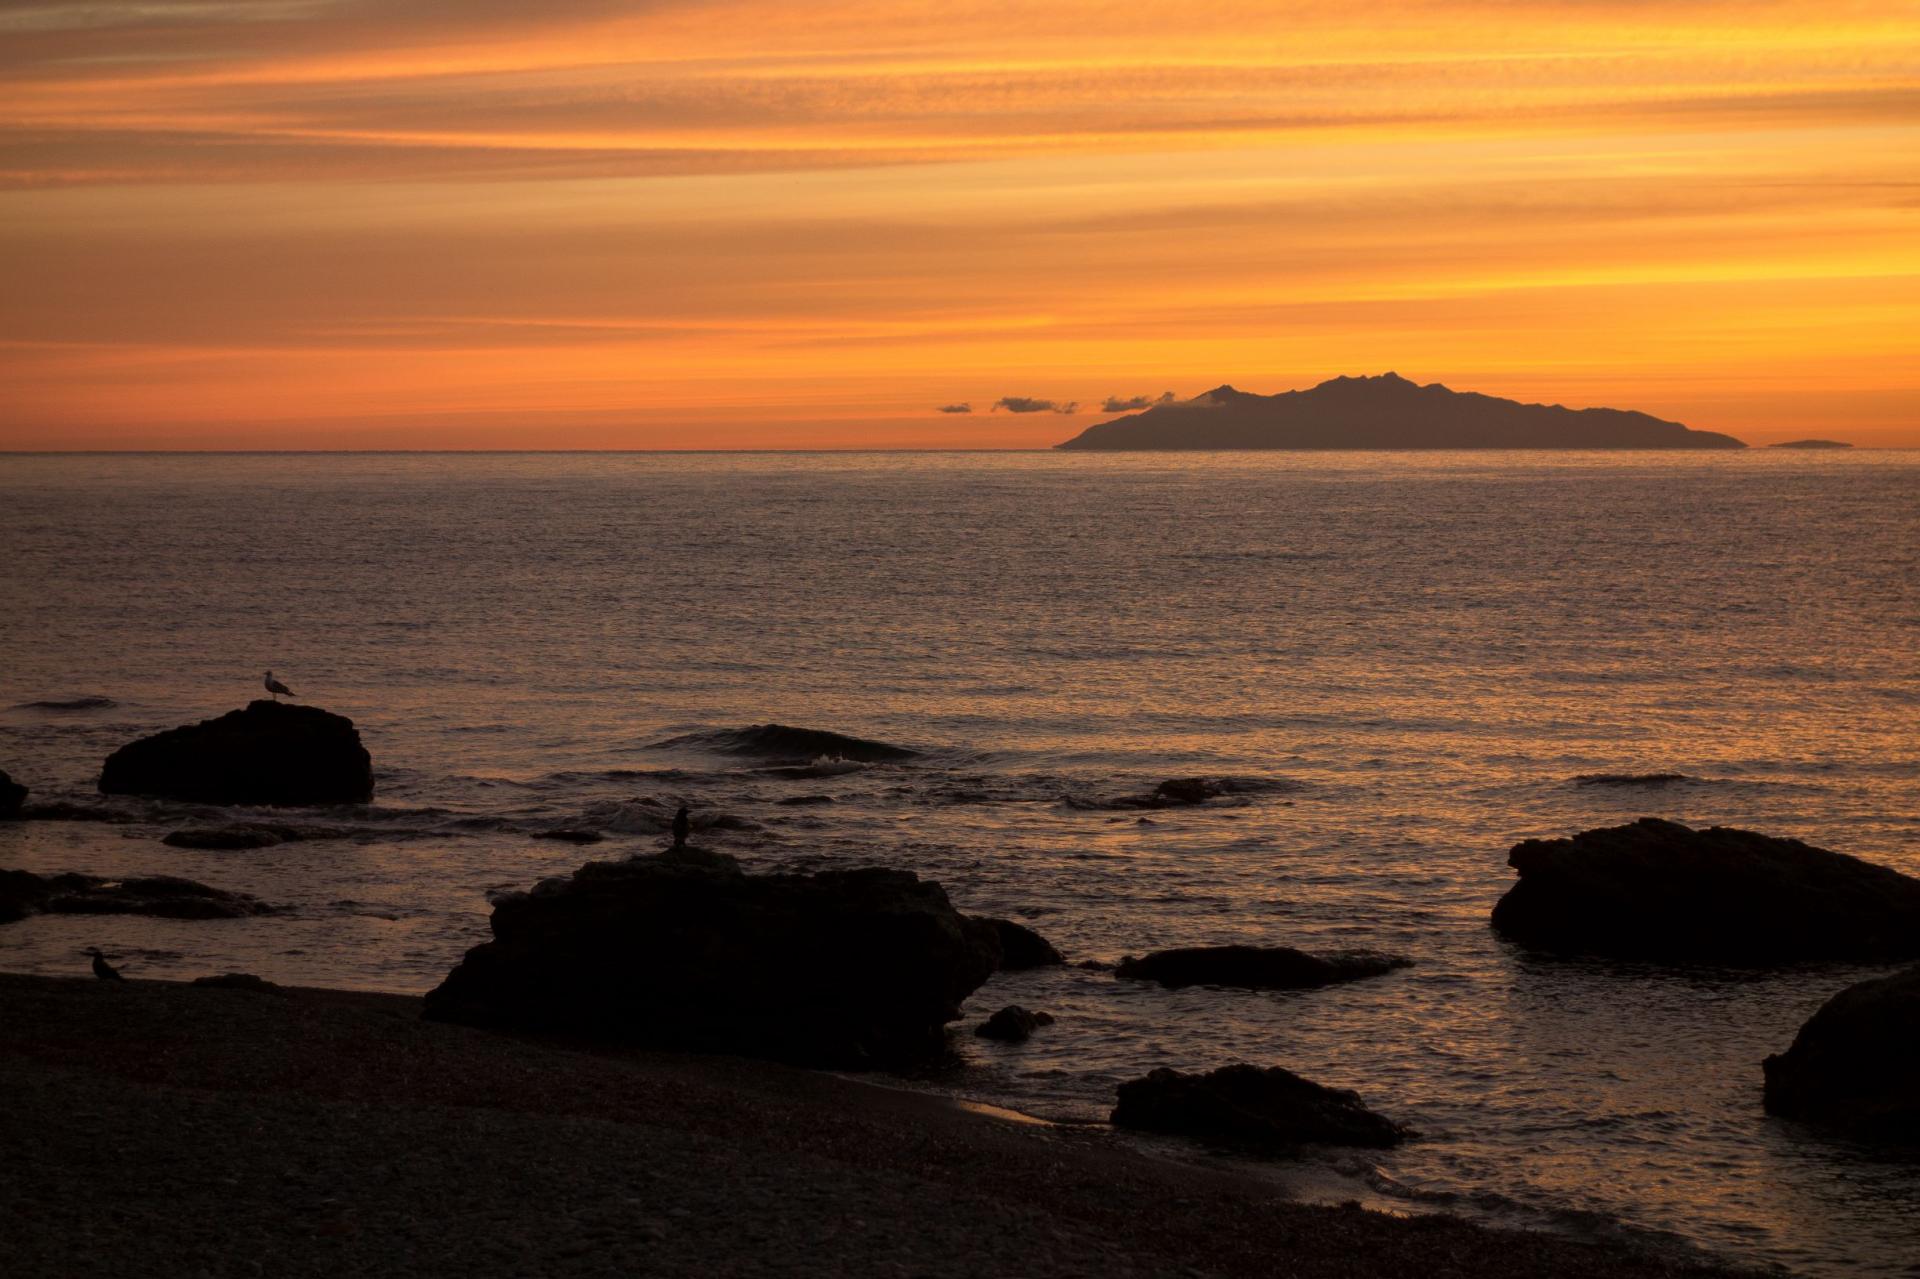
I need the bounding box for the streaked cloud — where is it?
[936,402,972,413]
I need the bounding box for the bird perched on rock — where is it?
[86,948,125,982]
[263,670,294,701]
[672,804,691,849]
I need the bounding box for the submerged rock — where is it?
[1490,818,1920,963]
[0,868,279,924]
[423,846,999,1067]
[0,769,24,820]
[1572,773,1695,788]
[975,1005,1054,1043]
[163,824,287,850]
[650,723,917,763]
[977,917,1065,969]
[1115,945,1410,990]
[1074,776,1295,811]
[1763,965,1920,1140]
[1112,1064,1409,1151]
[99,701,373,806]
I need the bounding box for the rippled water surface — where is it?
[2,451,1917,1275]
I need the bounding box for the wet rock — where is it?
[1112,1063,1409,1151]
[975,1005,1053,1043]
[533,829,605,845]
[1490,818,1920,963]
[650,724,917,763]
[1763,964,1920,1140]
[0,869,279,924]
[423,846,999,1067]
[1115,945,1411,990]
[0,769,24,821]
[163,825,287,850]
[193,972,287,994]
[977,917,1065,969]
[100,700,373,806]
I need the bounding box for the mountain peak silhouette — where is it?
[1056,374,1745,450]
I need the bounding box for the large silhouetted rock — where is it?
[1116,945,1411,990]
[1057,374,1746,450]
[99,701,372,806]
[1763,965,1920,1140]
[1490,818,1920,963]
[0,770,24,820]
[977,917,1064,969]
[423,847,1000,1067]
[0,869,278,924]
[1112,1064,1409,1151]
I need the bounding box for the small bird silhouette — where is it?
[86,948,125,982]
[672,804,691,849]
[263,670,294,701]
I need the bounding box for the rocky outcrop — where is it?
[1490,818,1920,963]
[0,769,24,820]
[977,917,1064,969]
[192,972,287,994]
[975,1005,1054,1043]
[1112,1064,1409,1151]
[1763,965,1920,1140]
[1116,945,1411,990]
[0,869,279,924]
[100,701,373,806]
[423,847,1000,1067]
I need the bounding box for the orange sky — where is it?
[2,0,1917,448]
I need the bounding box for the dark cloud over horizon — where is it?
[936,402,973,413]
[1101,391,1177,412]
[992,396,1078,414]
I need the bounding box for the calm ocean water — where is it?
[2,451,1916,1275]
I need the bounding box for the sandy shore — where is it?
[0,973,1760,1278]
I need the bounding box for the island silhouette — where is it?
[1054,373,1747,450]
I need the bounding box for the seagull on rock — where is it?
[264,670,294,701]
[86,948,125,982]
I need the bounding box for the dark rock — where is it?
[1153,777,1219,805]
[423,846,1000,1067]
[192,972,286,994]
[1116,945,1411,990]
[649,723,916,763]
[978,917,1065,969]
[1111,1063,1410,1150]
[975,1005,1054,1042]
[0,869,279,924]
[1490,818,1920,963]
[0,769,24,821]
[1573,773,1695,787]
[1077,776,1295,811]
[163,825,287,850]
[100,701,373,806]
[1763,965,1920,1140]
[533,829,605,844]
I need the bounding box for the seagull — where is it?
[264,670,294,701]
[672,804,691,849]
[85,948,125,982]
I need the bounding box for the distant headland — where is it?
[1768,439,1853,449]
[1054,373,1747,450]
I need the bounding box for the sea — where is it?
[2,450,1916,1276]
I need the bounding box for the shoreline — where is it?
[0,973,1764,1278]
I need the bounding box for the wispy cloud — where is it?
[935,402,971,413]
[993,396,1078,414]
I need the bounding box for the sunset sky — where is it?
[2,0,1917,449]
